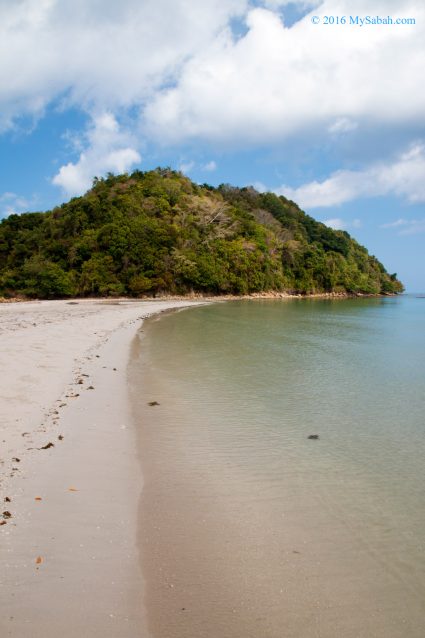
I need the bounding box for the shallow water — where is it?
[131,296,425,638]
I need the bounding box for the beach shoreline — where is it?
[0,298,208,637]
[0,290,398,306]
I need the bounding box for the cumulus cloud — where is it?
[0,0,248,130]
[52,113,140,196]
[274,143,425,208]
[144,0,425,144]
[0,0,424,148]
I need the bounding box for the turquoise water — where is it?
[133,296,425,638]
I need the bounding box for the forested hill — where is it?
[0,169,403,298]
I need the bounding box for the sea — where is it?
[130,295,425,638]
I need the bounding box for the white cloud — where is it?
[52,113,141,196]
[0,0,248,131]
[328,118,358,135]
[274,143,425,208]
[0,192,18,202]
[381,218,425,235]
[0,0,424,149]
[144,0,425,144]
[252,181,267,193]
[322,217,362,230]
[178,159,217,174]
[400,221,425,235]
[202,160,217,172]
[322,218,345,230]
[178,160,195,174]
[2,0,425,210]
[261,0,322,7]
[380,218,409,229]
[0,192,32,217]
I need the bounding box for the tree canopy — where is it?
[0,169,404,298]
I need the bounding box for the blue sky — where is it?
[1,0,424,290]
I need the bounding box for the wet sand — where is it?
[0,298,206,638]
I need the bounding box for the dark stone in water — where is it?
[148,401,160,406]
[307,434,319,440]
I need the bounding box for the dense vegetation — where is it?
[0,169,403,298]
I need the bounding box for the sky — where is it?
[1,0,424,290]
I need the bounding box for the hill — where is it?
[0,169,403,298]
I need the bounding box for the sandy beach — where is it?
[0,298,207,638]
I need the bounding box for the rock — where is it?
[4,497,11,503]
[2,511,12,519]
[148,401,160,406]
[307,434,319,440]
[40,442,54,450]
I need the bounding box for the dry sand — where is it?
[0,298,207,638]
